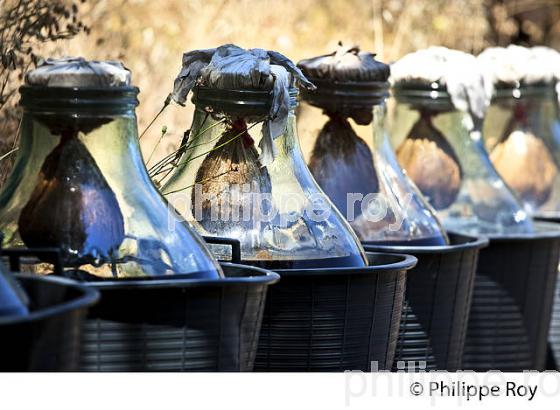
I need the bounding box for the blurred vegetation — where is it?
[1,0,560,184]
[0,0,88,184]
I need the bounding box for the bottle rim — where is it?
[392,82,455,111]
[192,85,298,116]
[392,81,451,99]
[392,80,557,102]
[19,85,139,114]
[492,82,557,100]
[300,78,390,111]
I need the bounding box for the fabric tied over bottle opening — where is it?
[25,57,131,88]
[478,45,560,105]
[171,44,316,166]
[391,47,493,126]
[297,42,390,82]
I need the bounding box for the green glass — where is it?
[162,88,367,269]
[0,86,222,279]
[483,84,560,218]
[391,84,534,236]
[299,79,448,246]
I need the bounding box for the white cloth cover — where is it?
[478,45,560,105]
[478,45,560,85]
[390,47,493,123]
[171,44,315,165]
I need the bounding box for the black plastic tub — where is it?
[363,233,488,371]
[0,273,99,371]
[549,277,560,370]
[1,243,280,372]
[534,215,560,370]
[462,221,560,371]
[254,252,417,372]
[79,263,279,371]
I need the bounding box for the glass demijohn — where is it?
[297,44,448,246]
[162,45,367,269]
[479,46,560,218]
[389,47,534,236]
[0,58,222,279]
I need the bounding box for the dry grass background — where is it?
[2,0,560,177]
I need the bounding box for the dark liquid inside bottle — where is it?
[362,235,448,247]
[490,103,557,209]
[309,116,378,220]
[241,253,367,270]
[18,128,125,267]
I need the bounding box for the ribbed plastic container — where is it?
[254,252,417,372]
[534,215,560,370]
[80,263,279,371]
[549,275,560,370]
[462,221,560,371]
[0,273,99,371]
[364,233,488,371]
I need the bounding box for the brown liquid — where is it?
[193,119,272,233]
[491,129,556,208]
[396,114,462,210]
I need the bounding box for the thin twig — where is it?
[0,147,18,162]
[156,119,262,178]
[146,125,167,165]
[147,113,226,172]
[162,169,234,196]
[159,120,264,194]
[139,95,171,140]
[147,115,227,177]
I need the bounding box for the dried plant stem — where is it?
[159,119,264,195]
[147,116,228,177]
[0,147,17,162]
[146,126,167,165]
[139,96,170,140]
[1,116,22,161]
[11,116,21,149]
[166,120,263,171]
[150,128,231,180]
[162,170,234,196]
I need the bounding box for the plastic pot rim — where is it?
[0,274,99,326]
[81,262,280,290]
[466,221,560,243]
[361,232,489,255]
[534,214,560,224]
[271,252,417,277]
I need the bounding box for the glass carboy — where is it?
[390,47,534,236]
[297,43,448,246]
[479,45,560,218]
[0,58,222,279]
[162,45,367,269]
